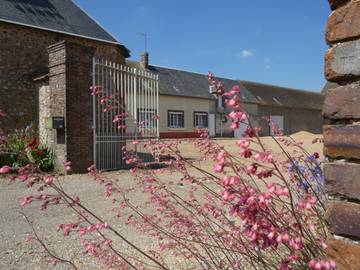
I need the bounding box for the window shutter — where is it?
[168,112,170,127]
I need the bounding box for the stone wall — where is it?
[323,1,360,269]
[0,21,126,135]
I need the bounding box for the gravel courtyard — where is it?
[0,133,322,270]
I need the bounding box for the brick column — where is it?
[48,41,95,173]
[323,1,360,269]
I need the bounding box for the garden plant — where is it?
[0,75,335,270]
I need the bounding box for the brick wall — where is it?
[0,21,126,134]
[47,41,96,173]
[323,1,360,269]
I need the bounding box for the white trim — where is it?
[169,111,183,115]
[168,128,186,131]
[0,18,124,47]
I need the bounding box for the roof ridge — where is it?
[127,60,239,82]
[239,80,320,95]
[0,17,121,46]
[127,60,318,95]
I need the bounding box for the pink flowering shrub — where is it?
[0,75,335,270]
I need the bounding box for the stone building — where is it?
[0,0,129,172]
[241,80,324,136]
[0,0,128,134]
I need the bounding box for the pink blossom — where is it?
[21,196,33,208]
[0,165,11,174]
[246,164,257,175]
[19,174,29,182]
[230,121,240,130]
[65,161,72,175]
[308,259,336,270]
[103,105,113,112]
[85,243,98,256]
[90,85,102,95]
[276,187,289,197]
[45,176,54,185]
[222,190,235,201]
[236,139,250,149]
[213,164,224,173]
[104,239,112,247]
[227,97,239,109]
[230,85,240,94]
[24,234,33,243]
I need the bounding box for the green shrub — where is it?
[0,127,54,171]
[28,146,54,172]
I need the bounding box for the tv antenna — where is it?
[137,32,147,52]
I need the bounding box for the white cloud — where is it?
[240,49,254,58]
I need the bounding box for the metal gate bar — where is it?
[92,58,159,171]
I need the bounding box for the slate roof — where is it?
[126,60,259,103]
[239,80,324,111]
[0,0,129,56]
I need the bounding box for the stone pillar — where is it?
[47,41,95,173]
[323,1,360,269]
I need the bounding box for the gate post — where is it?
[47,41,95,173]
[323,1,360,268]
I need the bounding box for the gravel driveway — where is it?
[0,171,162,270]
[0,134,322,269]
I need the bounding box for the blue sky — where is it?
[77,0,330,92]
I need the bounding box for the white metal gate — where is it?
[92,58,159,171]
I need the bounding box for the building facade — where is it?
[128,58,324,138]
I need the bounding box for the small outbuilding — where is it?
[240,81,324,136]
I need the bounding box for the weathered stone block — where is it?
[328,0,350,10]
[328,238,360,270]
[325,162,360,200]
[323,83,360,119]
[326,202,360,238]
[327,1,360,44]
[324,124,360,159]
[325,40,360,82]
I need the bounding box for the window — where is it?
[194,112,208,128]
[137,108,157,128]
[168,111,184,128]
